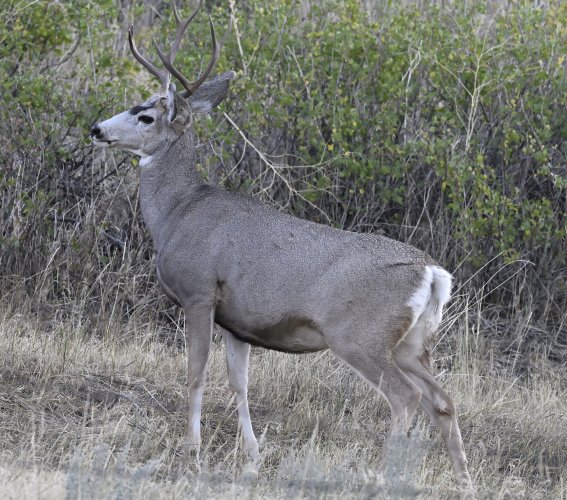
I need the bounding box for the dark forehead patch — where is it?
[129,104,153,115]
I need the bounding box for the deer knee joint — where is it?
[434,394,455,416]
[418,346,433,372]
[228,381,245,395]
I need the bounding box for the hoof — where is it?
[177,442,201,473]
[241,461,259,481]
[460,485,476,500]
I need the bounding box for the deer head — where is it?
[90,1,234,161]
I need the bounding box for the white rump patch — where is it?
[397,266,453,355]
[430,266,452,306]
[407,266,433,321]
[139,154,153,168]
[407,265,453,331]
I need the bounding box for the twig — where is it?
[228,0,246,74]
[223,112,332,223]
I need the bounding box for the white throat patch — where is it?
[139,155,153,168]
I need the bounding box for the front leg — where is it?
[183,301,214,461]
[222,330,260,467]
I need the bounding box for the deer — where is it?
[90,2,473,494]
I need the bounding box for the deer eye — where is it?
[138,115,154,124]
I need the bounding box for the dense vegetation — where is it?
[2,0,565,337]
[0,0,565,498]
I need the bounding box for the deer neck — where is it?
[139,131,202,244]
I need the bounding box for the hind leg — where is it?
[328,337,422,453]
[395,342,473,493]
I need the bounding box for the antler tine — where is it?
[128,26,170,91]
[169,0,202,62]
[154,16,219,97]
[153,39,192,93]
[184,17,220,95]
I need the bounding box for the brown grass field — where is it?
[1,290,565,499]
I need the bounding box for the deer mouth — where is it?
[92,138,117,146]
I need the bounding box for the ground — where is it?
[0,300,565,499]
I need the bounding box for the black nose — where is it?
[90,124,102,139]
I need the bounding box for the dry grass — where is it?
[0,296,565,499]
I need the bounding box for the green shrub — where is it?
[0,0,565,331]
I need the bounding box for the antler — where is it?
[128,0,217,96]
[169,1,201,62]
[154,16,219,97]
[128,26,171,91]
[153,0,219,97]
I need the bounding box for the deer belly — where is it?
[216,314,328,354]
[156,265,181,305]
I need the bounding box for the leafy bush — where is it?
[216,0,566,327]
[218,0,566,260]
[0,0,565,340]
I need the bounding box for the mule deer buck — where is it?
[91,2,473,493]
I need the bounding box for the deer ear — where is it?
[186,71,236,114]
